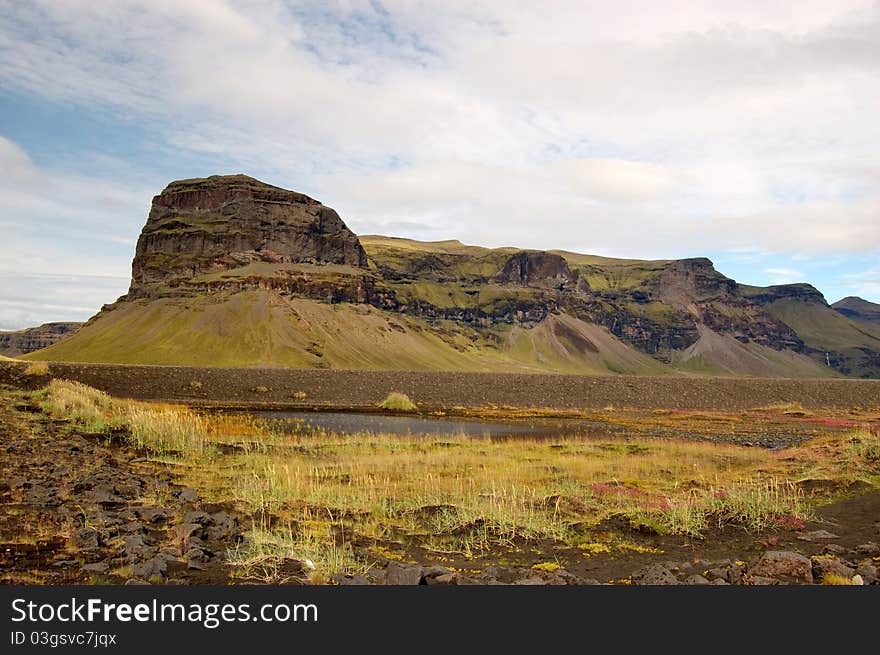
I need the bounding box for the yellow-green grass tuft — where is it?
[42,379,112,432]
[821,573,856,585]
[379,392,417,412]
[40,379,211,456]
[22,362,50,376]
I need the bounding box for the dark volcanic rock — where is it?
[659,258,737,302]
[631,563,678,585]
[379,562,424,585]
[744,283,827,306]
[495,252,572,289]
[70,528,101,551]
[810,555,855,582]
[751,551,813,584]
[129,175,367,295]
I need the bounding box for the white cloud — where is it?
[764,267,805,284]
[1,0,880,324]
[840,268,880,300]
[0,136,151,327]
[554,159,681,203]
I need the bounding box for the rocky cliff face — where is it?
[129,175,367,296]
[743,283,827,306]
[0,322,82,356]
[495,252,572,289]
[115,172,809,358]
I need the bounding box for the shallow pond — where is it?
[248,410,611,440]
[236,410,817,448]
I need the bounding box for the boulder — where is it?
[811,555,855,582]
[856,561,877,585]
[121,535,156,562]
[176,488,198,503]
[70,527,100,551]
[751,551,813,583]
[426,573,458,586]
[631,564,678,585]
[380,562,424,585]
[513,576,548,585]
[131,556,168,580]
[81,562,109,574]
[749,575,781,586]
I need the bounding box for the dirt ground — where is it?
[3,361,880,411]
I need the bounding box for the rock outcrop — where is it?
[129,175,367,296]
[495,252,572,289]
[0,322,82,356]
[743,283,827,306]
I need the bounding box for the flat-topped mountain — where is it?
[25,176,880,378]
[0,322,82,356]
[129,175,366,297]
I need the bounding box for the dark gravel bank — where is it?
[3,362,880,410]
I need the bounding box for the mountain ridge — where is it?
[25,175,880,378]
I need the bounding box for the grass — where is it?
[226,524,366,584]
[845,429,880,462]
[379,392,417,412]
[124,405,210,456]
[31,380,880,581]
[821,573,856,586]
[27,292,538,372]
[225,432,825,552]
[40,379,212,456]
[41,379,113,433]
[22,362,50,376]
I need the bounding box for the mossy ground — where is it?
[24,380,880,583]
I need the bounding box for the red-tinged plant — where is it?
[775,514,807,531]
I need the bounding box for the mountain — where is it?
[833,296,880,329]
[26,175,878,377]
[0,322,82,357]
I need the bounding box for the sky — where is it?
[1,0,879,330]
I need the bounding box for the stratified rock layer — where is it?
[129,175,366,295]
[0,322,82,356]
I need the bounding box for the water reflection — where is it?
[248,410,606,440]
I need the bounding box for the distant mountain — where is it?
[833,297,880,329]
[0,322,82,356]
[25,175,880,378]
